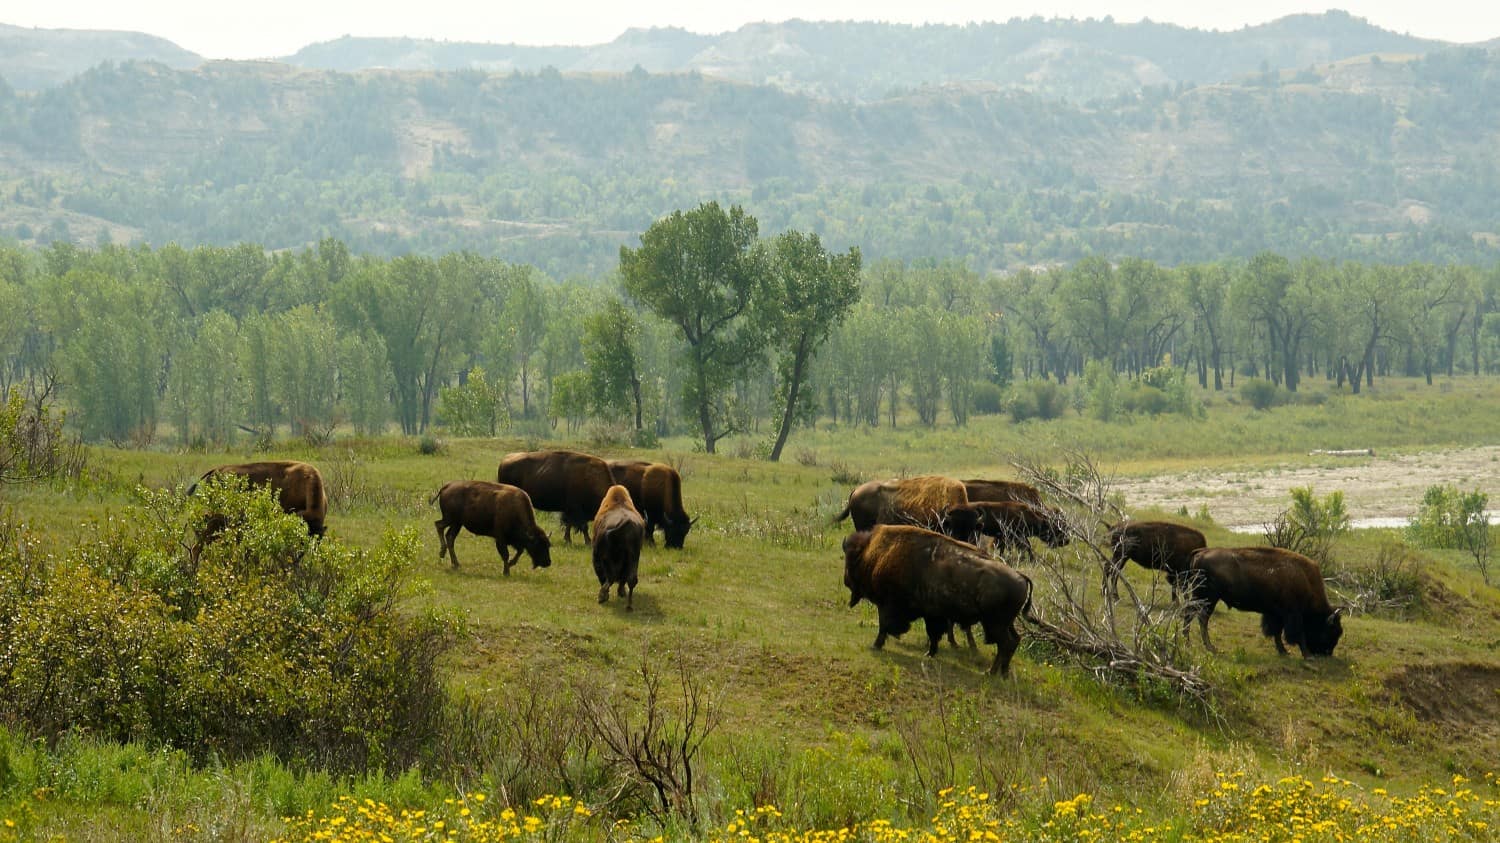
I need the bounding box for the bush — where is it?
[1408,484,1492,583]
[1264,486,1349,566]
[970,381,1005,415]
[0,485,457,772]
[0,384,86,485]
[1238,379,1282,410]
[1007,379,1068,422]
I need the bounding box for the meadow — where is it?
[2,377,1499,840]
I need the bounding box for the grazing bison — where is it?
[190,460,328,537]
[1105,520,1208,602]
[498,450,613,543]
[843,524,1033,676]
[944,501,1070,561]
[1183,546,1345,658]
[592,485,645,610]
[607,459,696,548]
[834,475,969,532]
[962,479,1044,506]
[430,480,551,574]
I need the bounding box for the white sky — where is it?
[8,2,1497,60]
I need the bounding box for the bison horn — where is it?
[1330,607,1346,622]
[690,516,700,526]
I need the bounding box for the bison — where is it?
[592,485,645,610]
[498,450,613,543]
[1183,546,1345,658]
[430,480,552,574]
[944,501,1070,561]
[843,524,1033,676]
[190,460,328,537]
[1105,520,1208,602]
[834,475,969,532]
[962,479,1044,506]
[607,459,696,548]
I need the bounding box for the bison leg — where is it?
[501,543,519,576]
[945,624,958,648]
[597,583,610,604]
[872,630,888,649]
[442,523,463,568]
[923,617,948,657]
[987,621,1021,677]
[433,519,450,561]
[964,625,978,650]
[1197,610,1217,652]
[625,583,634,612]
[1270,613,1298,657]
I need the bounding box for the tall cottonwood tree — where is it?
[764,231,861,461]
[620,202,769,453]
[582,298,645,431]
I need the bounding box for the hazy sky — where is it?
[9,1,1497,59]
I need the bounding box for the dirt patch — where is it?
[1385,662,1500,730]
[1113,446,1500,529]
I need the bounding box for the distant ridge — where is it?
[0,22,200,90]
[277,11,1442,101]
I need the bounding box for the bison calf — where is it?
[1183,546,1345,658]
[843,524,1033,676]
[431,480,552,574]
[1105,520,1207,602]
[592,485,645,610]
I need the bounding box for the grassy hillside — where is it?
[3,379,1497,837]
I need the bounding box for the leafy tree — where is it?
[763,231,861,461]
[437,366,507,437]
[166,310,242,446]
[620,202,770,453]
[272,306,340,437]
[582,298,645,431]
[1409,485,1492,584]
[338,329,392,436]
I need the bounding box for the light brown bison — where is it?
[1105,521,1208,602]
[1183,546,1345,657]
[190,460,328,537]
[843,524,1033,676]
[592,485,645,610]
[834,475,969,532]
[430,480,552,574]
[962,479,1044,506]
[607,459,696,548]
[944,501,1070,561]
[498,450,613,543]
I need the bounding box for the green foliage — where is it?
[0,385,84,484]
[0,486,456,772]
[1409,484,1492,583]
[1266,486,1350,566]
[970,381,1004,415]
[1083,360,1120,422]
[1007,378,1069,422]
[437,367,508,437]
[582,298,645,429]
[548,371,591,434]
[1238,378,1282,410]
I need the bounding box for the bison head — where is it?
[1037,507,1071,548]
[1304,607,1345,656]
[663,514,696,549]
[527,529,553,569]
[842,531,872,607]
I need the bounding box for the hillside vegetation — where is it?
[2,40,1500,275]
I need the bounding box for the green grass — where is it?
[4,377,1500,837]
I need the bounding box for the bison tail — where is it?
[832,502,852,525]
[1018,571,1038,623]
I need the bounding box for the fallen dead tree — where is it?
[1010,448,1213,708]
[1309,449,1375,457]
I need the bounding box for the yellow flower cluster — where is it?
[272,774,1500,843]
[273,792,591,843]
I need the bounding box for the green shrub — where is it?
[1007,379,1068,422]
[1238,379,1282,410]
[1408,484,1492,583]
[0,485,457,773]
[970,381,1005,415]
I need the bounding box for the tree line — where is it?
[2,206,1498,456]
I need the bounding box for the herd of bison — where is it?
[191,451,1345,677]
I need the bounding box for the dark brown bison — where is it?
[498,450,613,543]
[430,480,551,574]
[1183,546,1345,657]
[1105,520,1208,602]
[190,460,328,537]
[962,479,1044,506]
[834,475,969,532]
[607,459,696,548]
[592,485,645,610]
[843,524,1033,676]
[944,501,1070,561]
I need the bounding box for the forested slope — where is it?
[1,46,1499,276]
